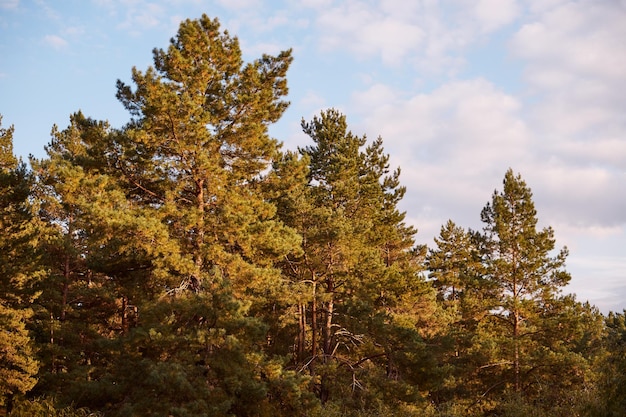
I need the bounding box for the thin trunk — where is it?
[322,280,334,356]
[319,276,334,404]
[320,276,335,404]
[60,217,75,322]
[311,279,317,363]
[513,259,520,393]
[514,310,520,393]
[297,302,306,362]
[195,178,205,274]
[323,248,336,358]
[53,253,71,375]
[50,312,55,373]
[515,239,522,393]
[320,285,332,405]
[60,254,70,322]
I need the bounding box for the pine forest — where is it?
[1,15,625,417]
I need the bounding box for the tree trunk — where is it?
[60,254,70,322]
[513,264,520,393]
[194,177,205,277]
[297,302,306,362]
[322,278,334,357]
[311,279,317,364]
[323,298,334,357]
[514,310,520,393]
[319,277,334,404]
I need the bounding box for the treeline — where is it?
[0,15,624,417]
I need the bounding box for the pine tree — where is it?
[39,15,310,415]
[455,168,607,416]
[425,170,606,415]
[0,116,18,170]
[428,220,491,312]
[480,169,570,394]
[426,220,495,404]
[0,116,41,412]
[271,109,439,410]
[29,112,138,407]
[112,14,297,298]
[591,310,626,416]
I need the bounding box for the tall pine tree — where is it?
[480,169,570,394]
[270,109,439,411]
[0,116,41,412]
[426,170,605,415]
[464,169,603,415]
[29,15,313,416]
[93,15,308,415]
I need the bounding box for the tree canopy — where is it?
[0,14,619,417]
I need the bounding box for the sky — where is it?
[1,0,625,313]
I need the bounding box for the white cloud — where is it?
[92,0,116,11]
[567,251,626,314]
[34,0,60,20]
[529,164,626,227]
[524,0,569,14]
[353,78,528,166]
[498,0,626,239]
[474,0,520,33]
[43,34,68,49]
[0,0,19,9]
[350,78,531,242]
[512,3,626,82]
[511,1,626,141]
[300,90,326,109]
[123,3,164,30]
[312,1,426,66]
[304,0,523,74]
[95,0,167,34]
[240,40,286,57]
[300,0,332,9]
[349,55,625,250]
[216,0,260,10]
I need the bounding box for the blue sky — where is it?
[1,0,625,313]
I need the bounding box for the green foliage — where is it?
[112,13,298,299]
[427,221,495,404]
[266,109,440,410]
[8,397,102,417]
[64,288,313,416]
[586,310,626,417]
[0,116,42,412]
[25,15,310,417]
[0,116,18,170]
[0,14,622,417]
[28,113,128,405]
[479,169,580,399]
[426,169,605,415]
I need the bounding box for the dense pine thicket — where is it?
[1,15,624,416]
